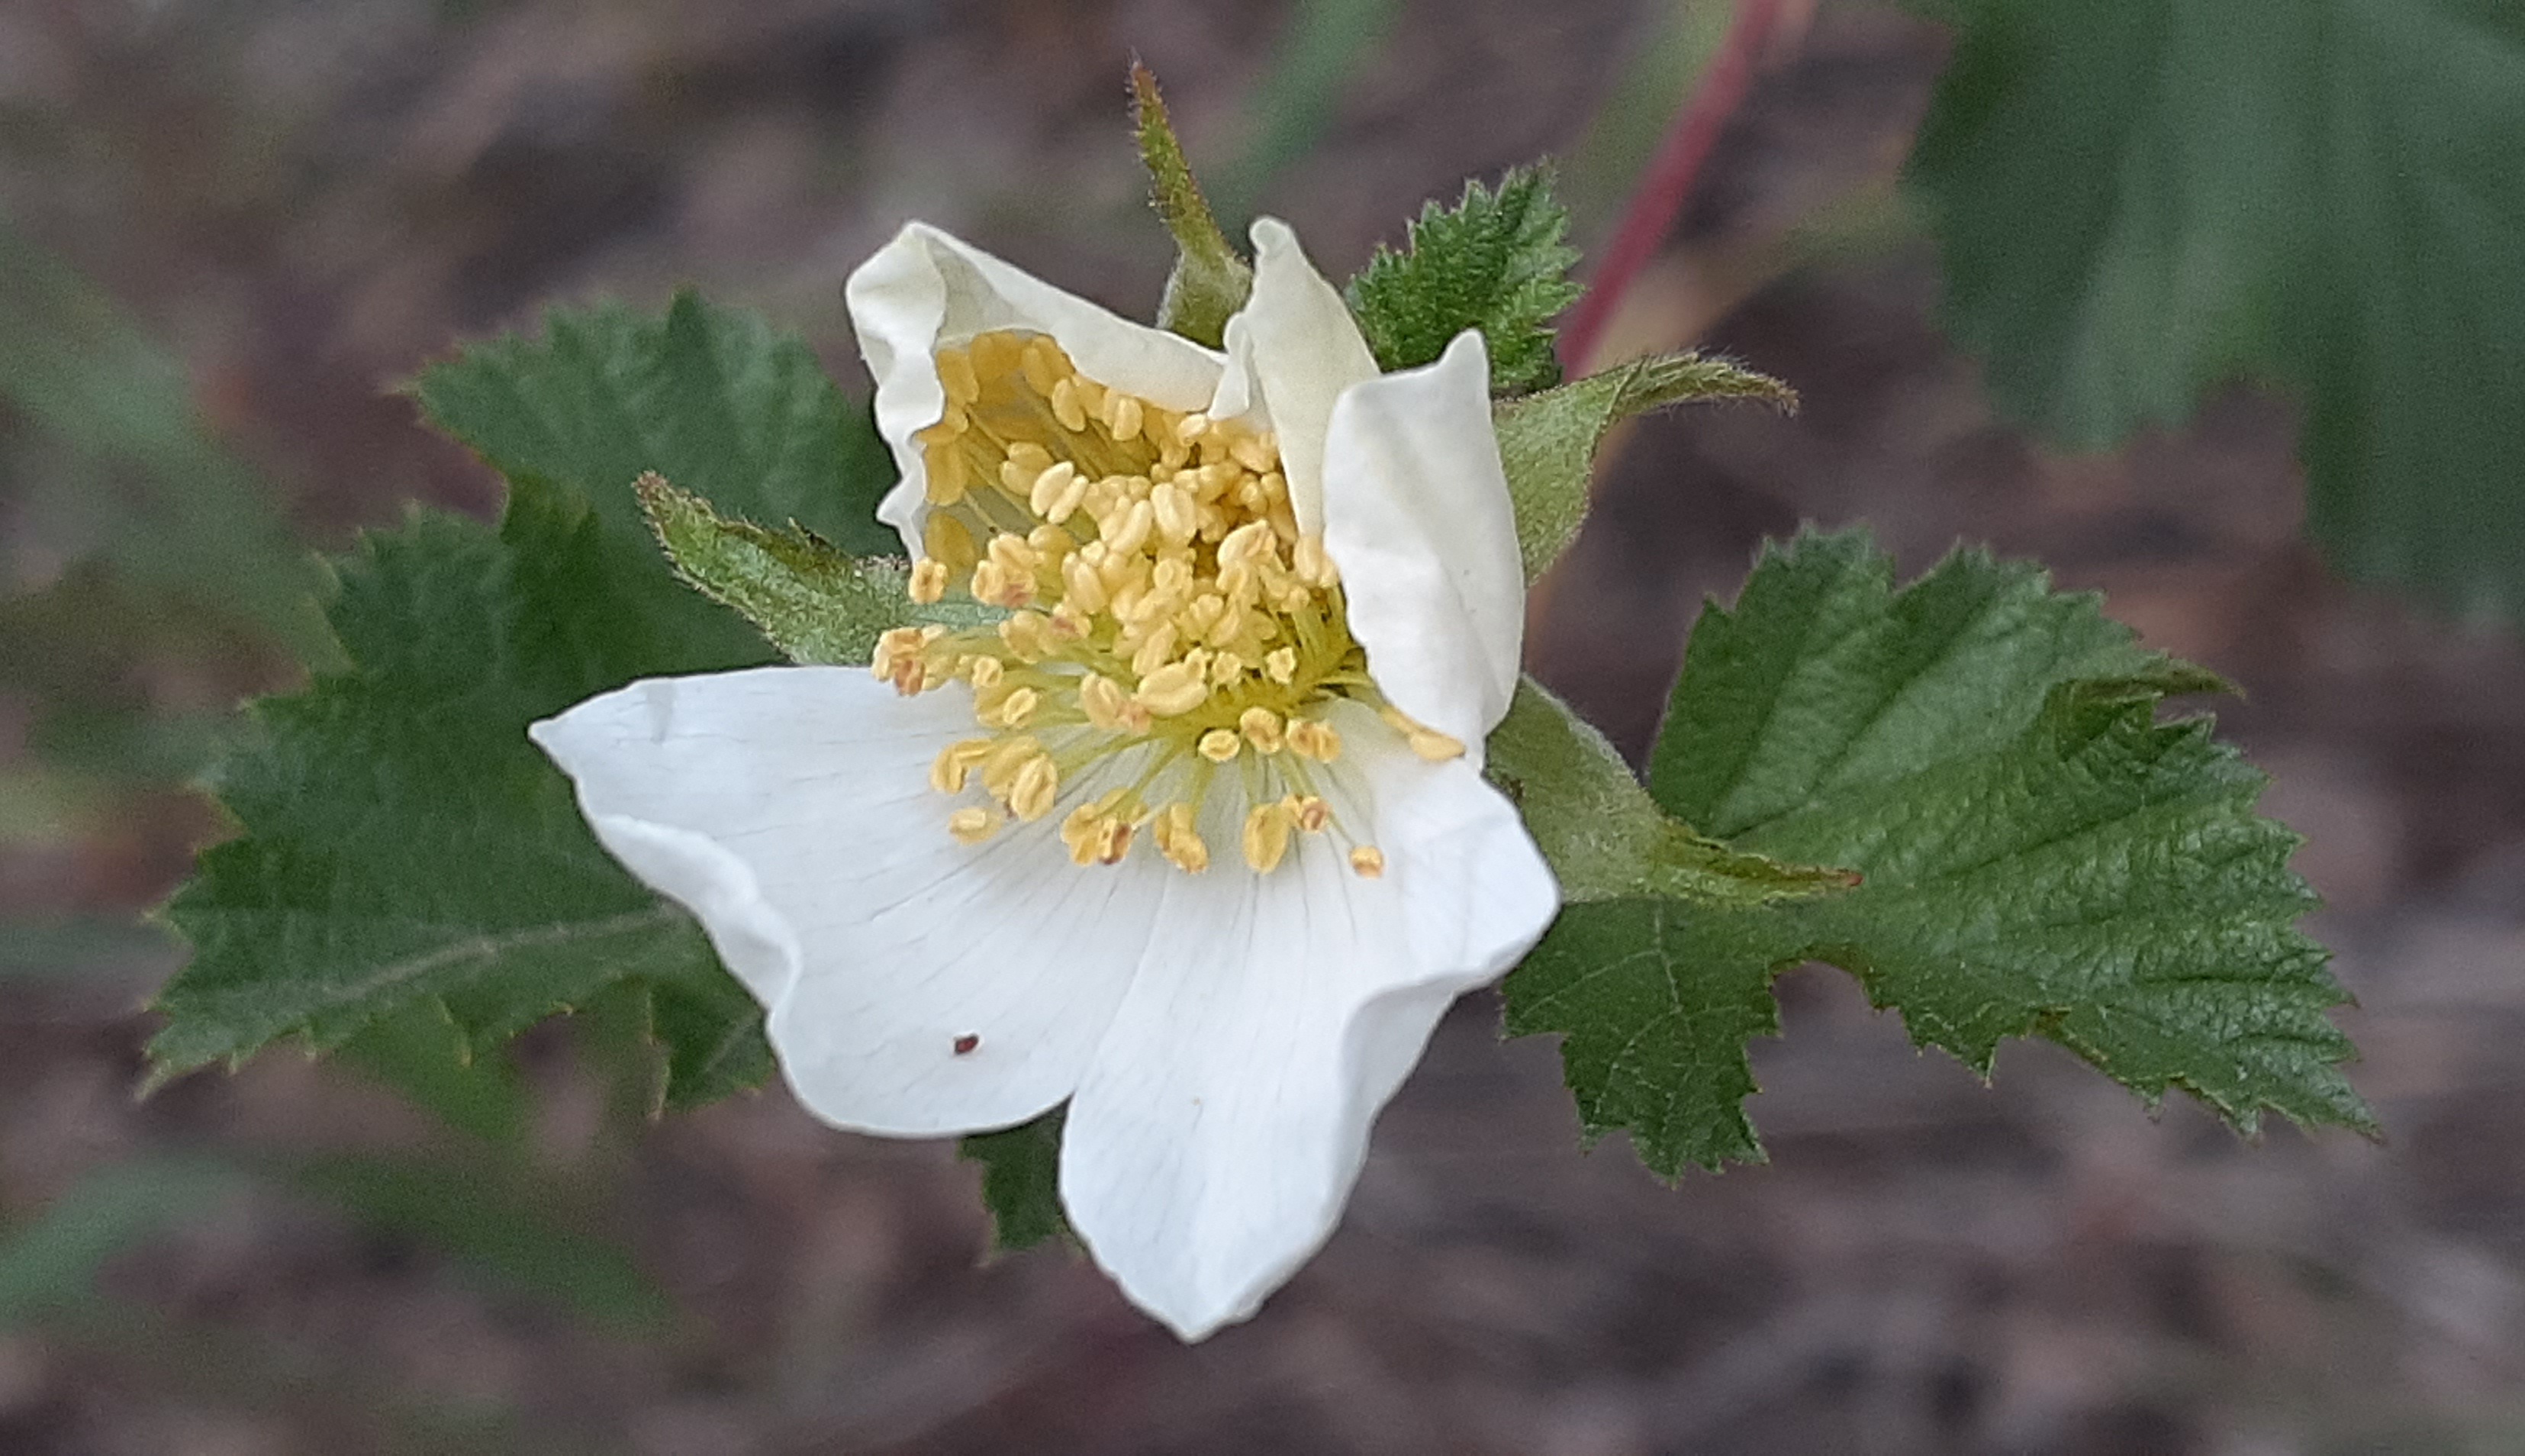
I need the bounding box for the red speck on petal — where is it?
[952,1034,981,1055]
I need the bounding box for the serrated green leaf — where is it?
[1486,676,1854,907]
[151,478,768,1106]
[960,1107,1071,1252]
[1347,164,1584,395]
[414,289,899,556]
[1908,0,2525,621]
[1507,529,2370,1177]
[1493,353,1796,581]
[1132,63,1252,349]
[636,474,987,668]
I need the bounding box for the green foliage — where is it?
[157,292,910,1100]
[413,288,899,557]
[1132,64,1253,349]
[961,1107,1072,1252]
[151,483,771,1104]
[638,475,980,668]
[1908,0,2525,621]
[1504,530,2372,1177]
[1485,678,1854,907]
[1348,164,1585,395]
[1493,352,1795,581]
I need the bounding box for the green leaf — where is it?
[960,1107,1071,1252]
[1347,163,1585,395]
[1493,353,1796,581]
[156,292,902,1100]
[1506,529,2370,1177]
[636,475,985,668]
[1485,677,1856,907]
[414,288,899,556]
[1132,63,1253,349]
[1908,0,2525,621]
[151,478,769,1105]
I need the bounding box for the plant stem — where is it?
[1557,0,1789,375]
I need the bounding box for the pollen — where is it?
[897,328,1419,878]
[1349,846,1385,878]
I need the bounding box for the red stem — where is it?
[1558,0,1788,375]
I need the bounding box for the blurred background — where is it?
[3,0,2523,1451]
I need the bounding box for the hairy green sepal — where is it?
[1493,352,1795,581]
[1132,64,1252,349]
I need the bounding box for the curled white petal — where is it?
[1058,703,1557,1339]
[845,223,1226,557]
[530,668,1155,1136]
[1212,218,1382,538]
[1319,329,1525,755]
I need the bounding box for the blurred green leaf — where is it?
[290,1155,673,1330]
[0,1157,245,1323]
[0,221,329,657]
[1908,0,2525,621]
[1508,530,2371,1177]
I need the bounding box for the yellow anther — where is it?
[1005,440,1054,478]
[1349,846,1386,878]
[1050,376,1088,433]
[977,735,1041,794]
[993,686,1040,729]
[923,437,969,506]
[1104,498,1157,557]
[1292,795,1332,833]
[1241,800,1295,874]
[1174,411,1210,444]
[999,610,1055,662]
[1209,652,1246,686]
[1287,717,1342,762]
[1229,433,1277,475]
[971,330,1025,384]
[930,738,993,794]
[1028,460,1079,517]
[1218,519,1275,570]
[1020,336,1068,398]
[1060,547,1110,610]
[1238,707,1285,754]
[1151,478,1198,546]
[1104,391,1145,442]
[1151,553,1194,598]
[1007,754,1059,821]
[907,556,949,604]
[1135,660,1211,717]
[1153,802,1209,873]
[1026,523,1074,559]
[1197,728,1242,763]
[949,807,999,845]
[1059,800,1107,865]
[966,656,1004,688]
[1077,673,1129,731]
[970,558,1032,609]
[1129,623,1180,679]
[987,530,1042,576]
[937,347,980,407]
[871,627,930,694]
[1264,647,1299,685]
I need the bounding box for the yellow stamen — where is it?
[1349,846,1385,878]
[1153,802,1209,873]
[908,556,949,604]
[1242,800,1295,873]
[931,738,992,794]
[1239,707,1285,754]
[949,807,998,844]
[1007,753,1059,821]
[1197,728,1242,763]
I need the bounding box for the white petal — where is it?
[844,223,1226,556]
[1214,218,1382,538]
[1058,703,1559,1339]
[1319,330,1525,756]
[530,667,1158,1137]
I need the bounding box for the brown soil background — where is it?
[2,2,2523,1452]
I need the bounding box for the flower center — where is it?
[871,329,1460,875]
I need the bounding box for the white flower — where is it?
[529,218,1558,1339]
